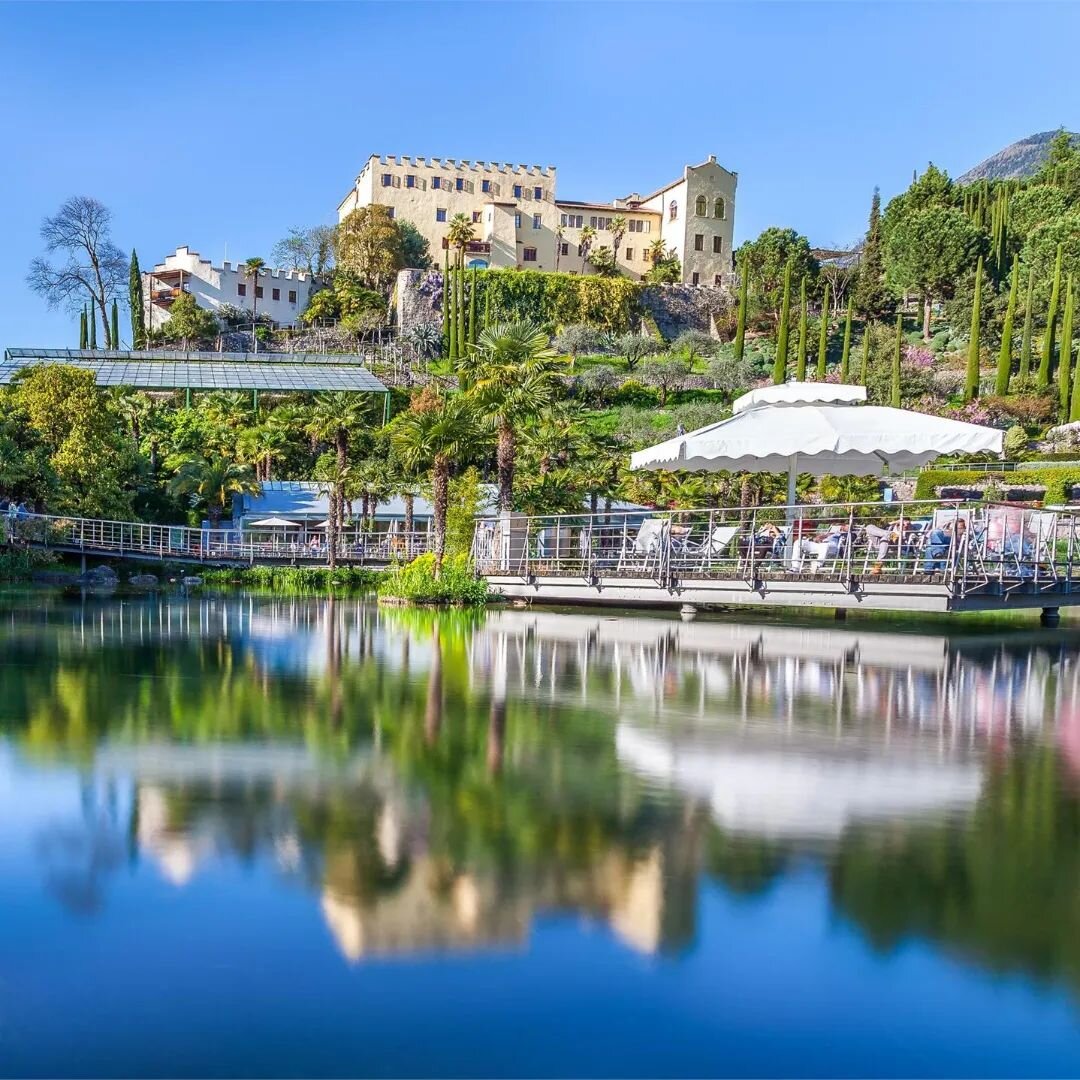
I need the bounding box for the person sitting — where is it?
[923,519,966,573]
[865,518,907,573]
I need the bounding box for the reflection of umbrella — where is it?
[631,381,1003,504]
[249,516,301,528]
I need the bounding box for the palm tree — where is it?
[168,455,260,528]
[390,392,484,574]
[446,213,475,270]
[314,453,350,568]
[647,237,666,267]
[305,392,373,473]
[458,321,561,511]
[579,225,597,273]
[609,215,627,269]
[554,223,565,272]
[242,256,266,350]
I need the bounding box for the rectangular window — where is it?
[289,290,297,304]
[455,177,464,191]
[714,274,723,286]
[644,221,651,233]
[713,235,722,254]
[472,211,481,223]
[432,176,442,189]
[575,215,583,228]
[436,208,447,222]
[643,250,650,261]
[406,174,416,188]
[589,215,597,228]
[513,184,522,199]
[255,286,264,299]
[691,272,700,285]
[533,186,542,200]
[381,173,393,187]
[515,212,522,228]
[560,243,569,256]
[386,207,395,219]
[532,213,542,230]
[523,247,537,262]
[625,248,633,261]
[694,234,704,251]
[237,283,246,297]
[482,179,491,193]
[272,287,280,301]
[560,213,567,227]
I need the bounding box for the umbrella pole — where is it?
[785,455,798,569]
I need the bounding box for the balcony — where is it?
[151,286,186,306]
[441,239,492,254]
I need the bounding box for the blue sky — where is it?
[1,1,1076,347]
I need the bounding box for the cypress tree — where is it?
[1019,266,1035,385]
[854,188,890,319]
[1070,317,1080,422]
[734,256,748,361]
[441,252,450,357]
[964,257,983,402]
[995,258,1019,396]
[1060,275,1075,421]
[840,298,853,382]
[773,263,792,384]
[457,261,466,360]
[1038,243,1063,388]
[129,250,146,349]
[859,323,871,385]
[795,277,808,380]
[483,280,491,330]
[816,283,830,379]
[447,267,458,364]
[110,299,119,351]
[89,298,97,349]
[79,306,88,350]
[891,314,903,407]
[468,267,477,347]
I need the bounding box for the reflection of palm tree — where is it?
[425,623,443,745]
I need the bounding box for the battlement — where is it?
[359,154,556,178]
[221,262,311,281]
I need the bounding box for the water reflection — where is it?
[3,593,1080,988]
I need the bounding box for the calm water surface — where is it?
[3,592,1080,1077]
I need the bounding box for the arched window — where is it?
[669,199,678,221]
[714,197,726,220]
[695,195,707,216]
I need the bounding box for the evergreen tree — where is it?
[1060,276,1075,421]
[128,250,146,349]
[79,306,88,350]
[964,257,983,402]
[457,265,466,359]
[796,277,808,380]
[441,252,450,357]
[995,258,1019,396]
[859,323,871,385]
[468,267,477,347]
[1019,266,1035,385]
[110,299,120,351]
[447,267,458,364]
[891,314,903,407]
[1070,321,1080,423]
[89,298,97,349]
[816,283,830,378]
[854,188,891,318]
[734,257,748,360]
[483,279,491,330]
[1038,243,1064,388]
[839,298,853,382]
[773,263,792,384]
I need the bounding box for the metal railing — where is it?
[472,498,1080,599]
[2,512,432,566]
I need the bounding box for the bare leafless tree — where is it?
[27,196,127,348]
[271,225,336,277]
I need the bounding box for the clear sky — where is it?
[1,0,1076,347]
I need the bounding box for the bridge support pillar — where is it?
[680,603,698,621]
[80,554,86,576]
[834,608,848,621]
[1041,607,1061,627]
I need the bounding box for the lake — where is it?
[3,591,1080,1077]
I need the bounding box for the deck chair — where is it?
[618,518,669,574]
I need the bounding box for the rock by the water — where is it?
[77,565,119,586]
[128,573,159,588]
[180,576,203,588]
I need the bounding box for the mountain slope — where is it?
[957,130,1079,184]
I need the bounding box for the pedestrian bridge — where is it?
[2,512,431,567]
[472,499,1080,620]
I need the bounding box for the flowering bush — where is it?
[903,344,935,368]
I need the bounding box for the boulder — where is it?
[77,564,119,586]
[180,576,203,589]
[128,573,159,588]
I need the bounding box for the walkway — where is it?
[472,498,1080,617]
[3,513,430,567]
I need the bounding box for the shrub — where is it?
[575,364,620,406]
[612,332,662,371]
[638,356,691,405]
[377,553,490,605]
[1004,425,1030,458]
[553,324,608,362]
[611,379,660,407]
[672,329,718,365]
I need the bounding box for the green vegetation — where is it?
[200,564,379,592]
[377,553,490,605]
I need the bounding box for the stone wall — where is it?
[638,284,733,340]
[395,269,734,342]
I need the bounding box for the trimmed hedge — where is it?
[915,467,1080,505]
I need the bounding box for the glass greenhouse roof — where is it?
[0,349,387,392]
